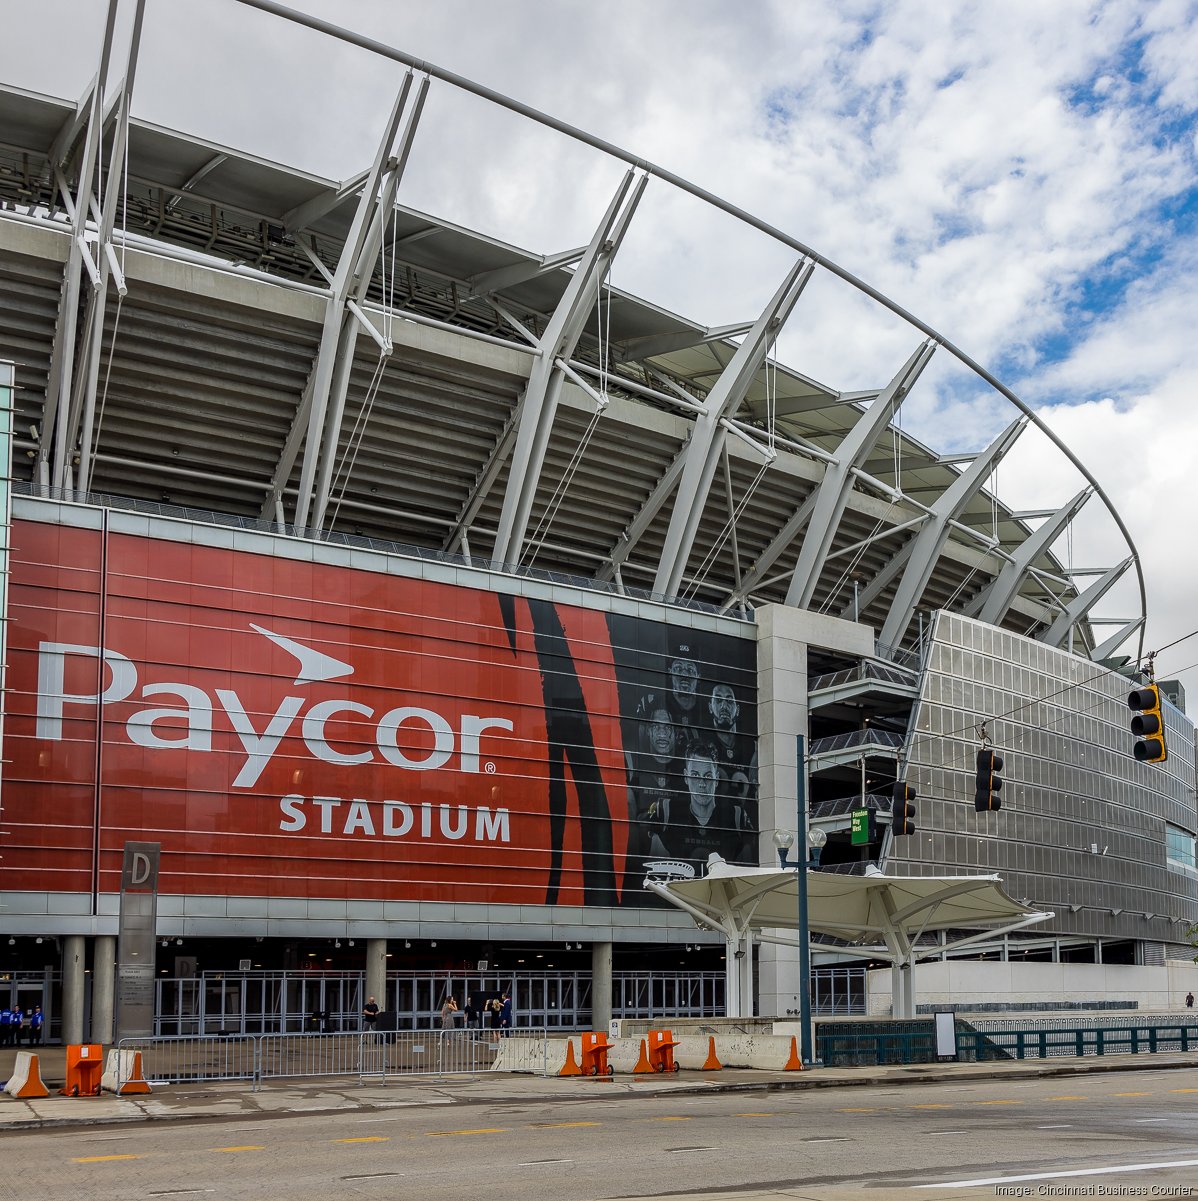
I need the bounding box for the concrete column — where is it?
[739,934,755,1017]
[365,938,387,1014]
[753,604,874,1018]
[590,941,613,1030]
[725,935,740,1016]
[91,935,116,1045]
[62,935,86,1046]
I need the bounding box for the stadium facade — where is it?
[0,4,1195,1043]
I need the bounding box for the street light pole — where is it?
[772,737,825,1066]
[795,732,814,1067]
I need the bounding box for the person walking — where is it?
[1186,991,1194,1009]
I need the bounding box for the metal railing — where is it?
[816,1017,1198,1067]
[117,1028,553,1089]
[958,1021,1198,1061]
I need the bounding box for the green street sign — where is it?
[850,808,872,846]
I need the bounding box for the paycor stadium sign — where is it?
[8,520,759,908]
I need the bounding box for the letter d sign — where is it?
[121,842,160,892]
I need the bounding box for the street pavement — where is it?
[2,1041,1196,1131]
[3,1044,1197,1200]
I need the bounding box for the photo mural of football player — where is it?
[607,614,758,889]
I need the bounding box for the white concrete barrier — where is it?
[4,1051,50,1098]
[101,1049,152,1094]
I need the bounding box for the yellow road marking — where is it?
[976,1100,1022,1105]
[426,1128,506,1137]
[838,1107,878,1112]
[1169,1088,1198,1093]
[334,1136,390,1143]
[736,1112,776,1117]
[211,1146,265,1153]
[73,1154,143,1163]
[530,1121,600,1128]
[1113,1092,1150,1097]
[912,1104,951,1109]
[652,1115,691,1121]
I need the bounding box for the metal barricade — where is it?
[116,1035,257,1085]
[258,1032,365,1083]
[116,1027,555,1089]
[360,1027,551,1082]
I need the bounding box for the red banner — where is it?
[7,520,633,905]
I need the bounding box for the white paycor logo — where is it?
[35,626,514,789]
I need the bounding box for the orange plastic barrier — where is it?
[701,1035,722,1071]
[559,1040,583,1077]
[61,1043,103,1097]
[580,1031,613,1077]
[4,1051,49,1098]
[647,1028,680,1073]
[784,1035,803,1071]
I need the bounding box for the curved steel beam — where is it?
[233,0,1147,657]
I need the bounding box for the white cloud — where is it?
[2,0,1196,701]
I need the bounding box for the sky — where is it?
[3,0,1197,709]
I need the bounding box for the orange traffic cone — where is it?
[114,1051,152,1095]
[784,1035,803,1071]
[701,1036,722,1071]
[559,1039,583,1077]
[633,1039,654,1074]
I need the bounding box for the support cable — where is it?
[326,349,388,529]
[521,265,615,568]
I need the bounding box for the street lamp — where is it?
[772,822,826,1067]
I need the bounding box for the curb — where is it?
[1,1055,1195,1133]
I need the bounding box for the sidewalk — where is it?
[2,1042,1197,1131]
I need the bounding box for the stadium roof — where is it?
[0,2,1146,663]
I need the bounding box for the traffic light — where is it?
[975,749,1003,812]
[892,782,916,836]
[1128,684,1167,763]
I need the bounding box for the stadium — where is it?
[0,3,1195,1045]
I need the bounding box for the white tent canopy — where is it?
[644,860,1053,1018]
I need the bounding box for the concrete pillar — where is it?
[62,935,86,1045]
[739,934,755,1017]
[725,935,740,1016]
[754,604,874,1018]
[91,935,116,1045]
[365,938,387,1014]
[590,941,613,1030]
